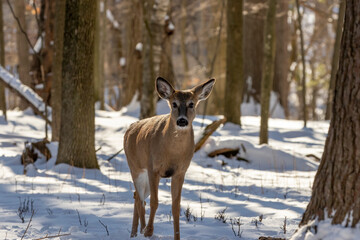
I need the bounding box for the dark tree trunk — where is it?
[325,0,345,120]
[140,0,170,119]
[224,0,243,125]
[15,0,31,110]
[0,0,6,121]
[300,0,360,228]
[56,0,99,169]
[273,0,290,118]
[259,0,277,144]
[51,0,65,142]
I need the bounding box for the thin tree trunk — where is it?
[296,0,307,127]
[300,0,360,228]
[56,0,99,169]
[259,0,277,145]
[224,0,243,126]
[140,0,170,119]
[0,0,6,121]
[51,0,65,142]
[180,0,189,84]
[325,0,345,120]
[15,0,31,110]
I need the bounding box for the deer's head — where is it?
[156,77,215,129]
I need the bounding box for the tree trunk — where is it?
[15,0,31,110]
[243,0,267,104]
[325,0,345,120]
[259,0,277,145]
[300,0,360,228]
[140,0,170,119]
[51,0,65,142]
[224,0,243,126]
[56,0,99,169]
[121,0,143,107]
[180,0,189,85]
[295,0,307,127]
[273,0,290,118]
[94,0,105,110]
[0,0,6,121]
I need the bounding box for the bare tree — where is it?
[300,0,360,228]
[56,0,99,169]
[224,0,243,125]
[0,0,6,120]
[325,0,345,120]
[15,0,31,110]
[51,0,65,141]
[259,0,277,145]
[140,0,170,119]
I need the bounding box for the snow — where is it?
[120,57,126,67]
[135,42,143,52]
[0,66,51,119]
[0,100,335,240]
[106,9,120,29]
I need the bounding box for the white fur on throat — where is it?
[134,169,150,202]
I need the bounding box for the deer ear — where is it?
[194,79,215,101]
[156,77,175,100]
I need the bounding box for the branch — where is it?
[21,210,35,240]
[33,233,71,240]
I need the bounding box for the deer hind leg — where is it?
[133,169,150,233]
[171,174,185,240]
[143,171,160,237]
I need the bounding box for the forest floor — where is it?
[0,101,330,240]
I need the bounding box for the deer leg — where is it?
[171,174,185,240]
[143,171,160,237]
[136,192,146,233]
[130,192,139,237]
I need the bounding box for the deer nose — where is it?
[177,118,188,127]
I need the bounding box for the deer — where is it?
[124,77,215,239]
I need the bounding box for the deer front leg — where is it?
[143,171,160,237]
[171,174,185,240]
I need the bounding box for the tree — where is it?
[140,0,170,119]
[295,0,307,127]
[15,0,31,110]
[0,0,6,121]
[51,0,65,142]
[300,0,360,228]
[325,0,345,120]
[56,0,99,169]
[224,0,243,125]
[259,0,277,145]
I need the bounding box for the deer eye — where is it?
[172,102,178,108]
[188,102,194,108]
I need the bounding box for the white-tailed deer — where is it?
[124,77,215,239]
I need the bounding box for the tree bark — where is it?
[180,0,189,85]
[56,0,99,169]
[0,0,6,121]
[140,0,170,119]
[51,0,65,142]
[259,0,277,145]
[224,0,243,125]
[300,0,360,228]
[325,0,345,120]
[15,0,32,110]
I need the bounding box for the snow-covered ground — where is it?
[0,101,329,240]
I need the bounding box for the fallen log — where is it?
[194,117,226,152]
[0,66,51,123]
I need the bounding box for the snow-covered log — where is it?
[0,66,51,123]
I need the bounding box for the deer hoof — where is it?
[143,226,154,237]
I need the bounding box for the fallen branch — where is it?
[208,148,239,158]
[0,66,51,124]
[306,154,321,162]
[32,233,71,240]
[195,117,226,152]
[21,209,35,240]
[107,148,123,161]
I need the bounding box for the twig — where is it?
[98,219,109,236]
[21,210,35,240]
[107,148,123,161]
[32,233,71,240]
